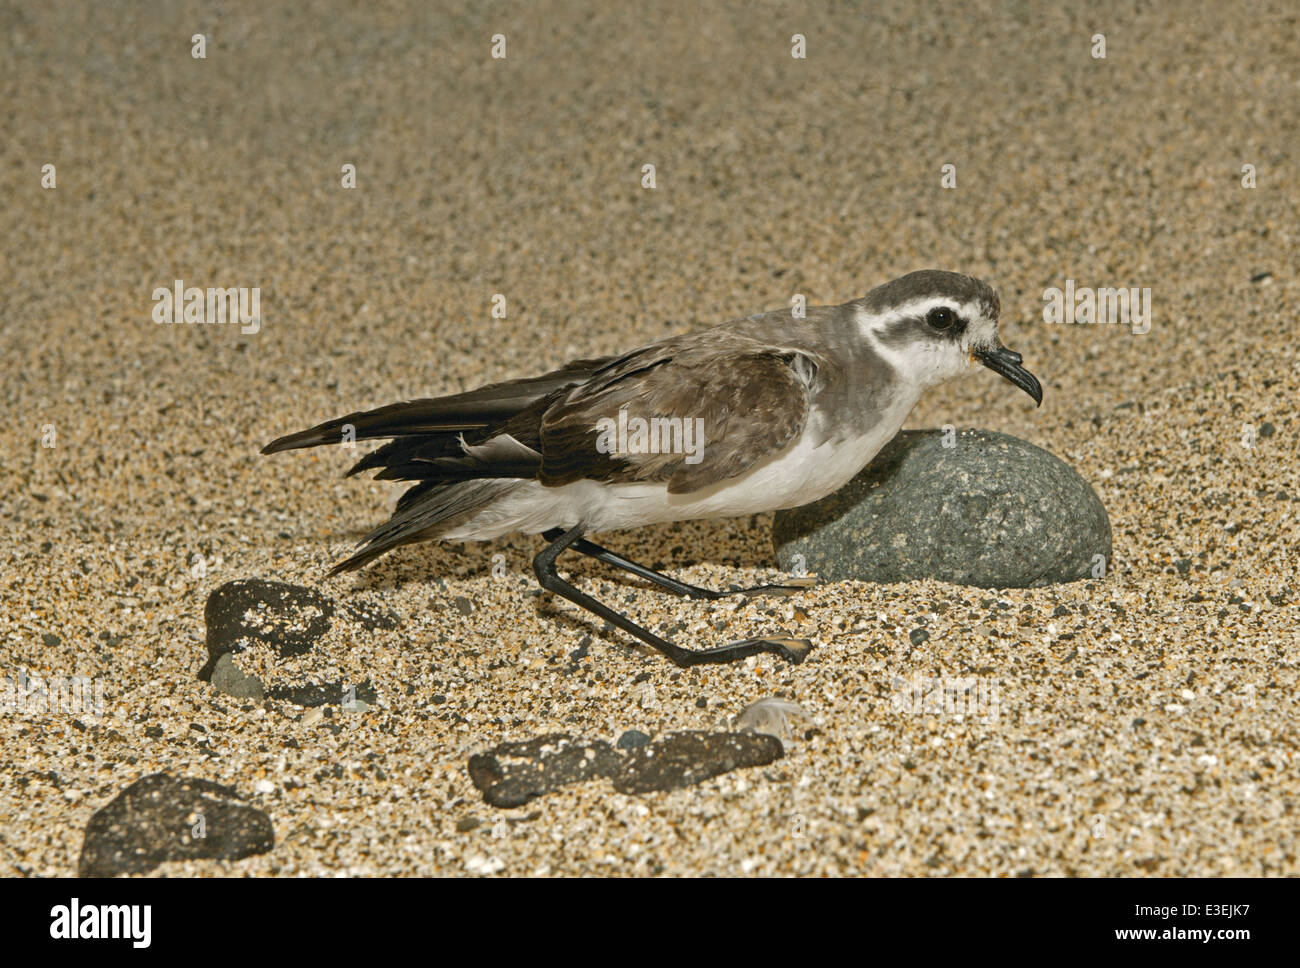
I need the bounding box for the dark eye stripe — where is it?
[874,312,967,349]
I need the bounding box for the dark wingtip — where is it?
[261,422,350,454]
[261,431,313,455]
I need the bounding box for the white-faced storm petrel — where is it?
[263,270,1042,667]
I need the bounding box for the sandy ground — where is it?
[2,0,1297,876]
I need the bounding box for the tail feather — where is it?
[328,479,520,574]
[370,459,539,483]
[343,435,466,477]
[265,356,608,572]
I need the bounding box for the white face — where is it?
[856,295,1001,389]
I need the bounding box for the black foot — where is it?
[534,525,818,668]
[716,576,819,600]
[699,635,814,665]
[658,635,815,667]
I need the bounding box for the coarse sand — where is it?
[1,0,1297,876]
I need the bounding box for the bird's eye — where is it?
[926,307,957,331]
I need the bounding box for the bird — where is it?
[262,269,1042,667]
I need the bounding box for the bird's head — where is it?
[854,269,1042,406]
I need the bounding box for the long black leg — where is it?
[533,525,814,667]
[539,529,816,600]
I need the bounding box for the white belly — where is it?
[442,393,917,539]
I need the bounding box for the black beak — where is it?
[975,343,1043,406]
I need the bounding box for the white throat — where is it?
[855,304,976,390]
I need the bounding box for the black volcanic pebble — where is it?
[267,679,378,708]
[611,731,784,795]
[78,773,273,877]
[200,579,335,680]
[467,730,783,806]
[468,734,622,808]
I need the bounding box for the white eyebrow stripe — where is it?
[855,296,989,339]
[866,296,961,323]
[861,296,992,324]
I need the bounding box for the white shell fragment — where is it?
[732,697,814,748]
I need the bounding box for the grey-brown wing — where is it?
[537,346,817,494]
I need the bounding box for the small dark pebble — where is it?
[469,731,782,806]
[78,773,273,877]
[612,732,783,795]
[267,679,377,708]
[568,636,591,663]
[344,600,402,631]
[468,734,622,808]
[200,579,335,680]
[616,729,652,750]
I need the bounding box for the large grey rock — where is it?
[773,429,1111,588]
[208,653,265,700]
